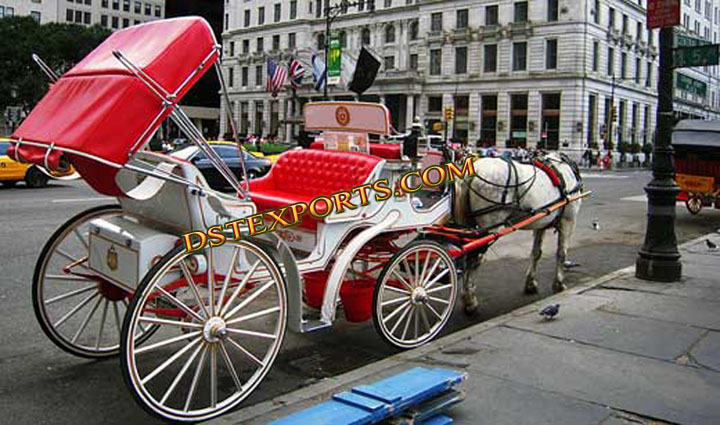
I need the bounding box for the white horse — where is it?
[452,154,583,314]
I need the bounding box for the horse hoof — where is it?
[553,283,567,293]
[524,283,539,295]
[464,304,480,317]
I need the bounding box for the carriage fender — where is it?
[248,233,304,334]
[321,210,401,323]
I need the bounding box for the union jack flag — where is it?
[266,58,287,97]
[289,58,305,89]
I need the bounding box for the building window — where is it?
[409,20,419,40]
[620,52,627,79]
[112,15,118,28]
[155,5,160,17]
[410,53,418,70]
[243,40,249,54]
[75,10,82,22]
[635,57,641,83]
[455,46,467,74]
[514,1,528,23]
[456,9,468,29]
[123,17,129,28]
[257,37,264,53]
[588,94,597,146]
[513,42,527,71]
[290,0,297,19]
[258,7,265,25]
[547,0,559,22]
[122,0,129,12]
[484,44,497,72]
[272,35,280,51]
[66,9,73,22]
[428,96,443,114]
[594,0,600,24]
[134,1,140,13]
[385,25,395,43]
[112,0,118,10]
[288,33,296,49]
[244,10,250,27]
[101,14,108,26]
[608,7,615,29]
[592,41,599,71]
[431,12,442,32]
[510,94,529,148]
[607,47,614,76]
[361,28,371,45]
[646,62,652,87]
[242,67,248,87]
[256,65,263,86]
[541,93,561,150]
[317,33,325,50]
[430,49,442,75]
[144,3,150,15]
[274,3,281,22]
[229,41,235,57]
[481,95,498,147]
[102,0,108,8]
[228,67,234,87]
[339,30,347,48]
[241,102,249,135]
[29,10,41,22]
[486,5,499,26]
[454,95,470,140]
[384,55,395,70]
[546,39,557,69]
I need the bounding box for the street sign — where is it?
[327,37,342,85]
[674,32,710,48]
[672,44,720,68]
[676,72,708,97]
[647,0,680,29]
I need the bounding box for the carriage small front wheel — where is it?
[373,241,457,350]
[121,240,287,422]
[686,193,704,215]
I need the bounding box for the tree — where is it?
[0,16,111,114]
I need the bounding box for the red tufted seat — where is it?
[310,141,401,160]
[249,149,382,230]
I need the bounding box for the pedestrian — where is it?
[583,148,591,168]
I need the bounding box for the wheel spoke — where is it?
[219,340,244,392]
[390,269,414,292]
[401,306,415,340]
[45,275,93,282]
[56,249,83,265]
[419,257,442,288]
[71,295,102,343]
[138,316,203,329]
[135,331,202,355]
[141,338,202,385]
[46,284,96,305]
[426,283,453,294]
[223,279,275,320]
[428,296,450,305]
[210,345,218,408]
[420,304,431,332]
[217,247,240,313]
[225,328,277,340]
[225,306,281,326]
[413,307,419,339]
[219,260,261,317]
[179,260,210,318]
[113,302,122,336]
[381,295,410,307]
[423,301,443,321]
[424,268,450,291]
[95,300,109,350]
[402,258,415,287]
[390,303,413,335]
[160,341,205,405]
[183,345,208,412]
[54,292,98,329]
[384,285,410,296]
[155,286,205,323]
[414,252,420,286]
[226,336,264,367]
[418,251,432,290]
[73,228,88,250]
[383,300,411,324]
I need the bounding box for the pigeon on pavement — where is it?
[539,304,561,320]
[592,219,600,231]
[706,239,718,251]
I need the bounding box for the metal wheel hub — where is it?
[411,287,428,305]
[202,317,227,343]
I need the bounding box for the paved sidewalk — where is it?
[211,233,720,425]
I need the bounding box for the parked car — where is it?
[0,138,77,188]
[171,143,272,191]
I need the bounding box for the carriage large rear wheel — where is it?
[373,241,457,350]
[32,205,155,359]
[121,240,287,422]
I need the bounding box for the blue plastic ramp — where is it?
[268,367,466,425]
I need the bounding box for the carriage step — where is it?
[301,319,333,333]
[268,367,466,425]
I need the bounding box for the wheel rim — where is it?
[34,206,152,357]
[375,243,457,349]
[124,241,286,422]
[687,195,703,214]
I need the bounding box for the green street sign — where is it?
[327,36,342,85]
[675,33,711,48]
[676,72,707,98]
[673,44,720,68]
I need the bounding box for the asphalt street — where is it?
[0,170,718,424]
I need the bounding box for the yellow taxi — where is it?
[0,138,76,188]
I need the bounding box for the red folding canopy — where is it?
[10,17,218,195]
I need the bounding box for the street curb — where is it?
[208,233,712,425]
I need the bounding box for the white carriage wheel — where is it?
[121,240,287,422]
[686,193,703,215]
[373,241,457,350]
[32,205,155,359]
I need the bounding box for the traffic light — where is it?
[444,106,455,121]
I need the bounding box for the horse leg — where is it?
[462,254,482,316]
[524,229,545,295]
[553,218,573,293]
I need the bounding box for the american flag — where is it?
[289,58,305,90]
[266,58,287,97]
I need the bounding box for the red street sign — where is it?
[647,0,680,29]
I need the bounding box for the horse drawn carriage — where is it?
[673,120,720,215]
[8,18,587,422]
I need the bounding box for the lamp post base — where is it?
[636,253,682,282]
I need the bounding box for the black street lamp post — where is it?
[323,0,373,100]
[636,26,682,282]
